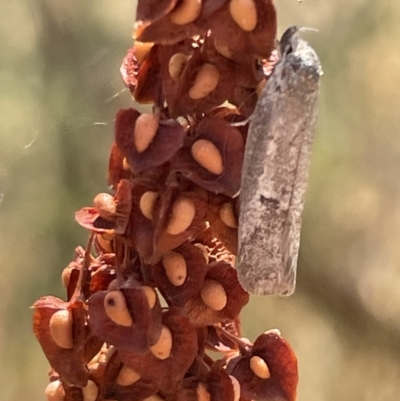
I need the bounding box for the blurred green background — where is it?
[1,0,400,400]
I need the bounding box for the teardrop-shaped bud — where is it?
[104,290,133,327]
[49,310,73,349]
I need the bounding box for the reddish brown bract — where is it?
[33,1,299,400]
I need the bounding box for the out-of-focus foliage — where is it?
[1,0,399,400]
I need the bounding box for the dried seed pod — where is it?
[170,0,202,25]
[191,139,224,175]
[76,180,131,234]
[229,375,241,401]
[142,285,157,308]
[196,383,211,401]
[104,290,133,327]
[117,365,141,386]
[150,325,173,360]
[82,380,98,401]
[229,0,258,32]
[220,202,238,228]
[200,279,227,311]
[93,193,117,220]
[189,63,220,100]
[250,355,270,379]
[183,262,249,326]
[33,296,90,387]
[134,113,159,153]
[193,243,209,263]
[166,197,195,235]
[173,117,244,196]
[49,309,73,349]
[168,53,190,79]
[119,312,198,392]
[140,191,159,220]
[45,380,65,401]
[162,252,187,286]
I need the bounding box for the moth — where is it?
[237,27,322,296]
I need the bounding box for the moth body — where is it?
[238,28,322,296]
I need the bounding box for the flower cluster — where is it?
[33,1,298,401]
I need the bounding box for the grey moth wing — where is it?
[237,27,322,296]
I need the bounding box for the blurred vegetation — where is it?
[1,0,400,400]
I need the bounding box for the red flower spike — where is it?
[32,296,89,387]
[172,118,244,197]
[153,242,208,307]
[114,108,186,174]
[119,310,198,393]
[75,179,132,235]
[88,279,163,353]
[35,0,302,397]
[184,261,249,327]
[227,330,298,401]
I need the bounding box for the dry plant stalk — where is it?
[32,1,321,401]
